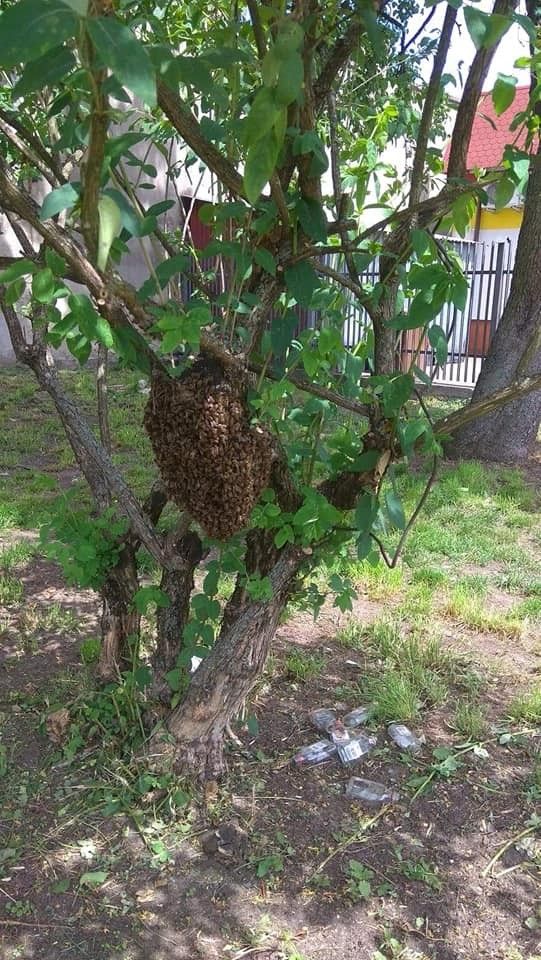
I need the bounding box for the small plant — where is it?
[284,649,326,682]
[524,761,541,805]
[344,859,374,901]
[0,574,23,605]
[509,686,541,724]
[80,637,101,664]
[453,701,487,741]
[398,857,442,892]
[254,853,284,879]
[335,618,365,649]
[5,899,33,918]
[40,494,129,590]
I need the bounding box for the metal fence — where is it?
[282,237,515,391]
[184,235,515,393]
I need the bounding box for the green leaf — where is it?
[270,311,298,356]
[32,267,55,303]
[274,524,294,548]
[244,132,280,205]
[45,249,67,276]
[243,87,280,147]
[87,17,156,106]
[79,870,108,888]
[284,260,319,307]
[358,0,385,59]
[13,44,76,97]
[463,8,512,50]
[355,492,378,532]
[275,49,304,105]
[385,490,406,530]
[411,229,430,259]
[5,277,26,306]
[0,259,36,284]
[296,197,328,242]
[0,0,79,68]
[428,324,448,365]
[382,374,414,416]
[492,74,517,116]
[40,183,79,221]
[94,315,114,349]
[97,195,122,271]
[133,586,170,614]
[494,177,515,210]
[254,247,277,276]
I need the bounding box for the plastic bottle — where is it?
[345,777,400,806]
[293,740,338,767]
[387,722,423,754]
[343,706,373,728]
[310,708,337,733]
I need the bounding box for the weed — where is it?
[524,761,541,805]
[411,567,447,588]
[335,619,365,650]
[284,649,326,682]
[443,583,523,638]
[359,625,456,721]
[344,859,374,901]
[398,856,442,891]
[453,701,487,741]
[0,540,35,572]
[514,597,541,622]
[509,686,541,724]
[0,574,23,605]
[80,637,101,664]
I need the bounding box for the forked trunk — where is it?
[98,541,140,681]
[152,531,204,696]
[159,547,304,779]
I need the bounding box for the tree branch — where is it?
[409,5,457,209]
[157,82,245,198]
[0,108,64,183]
[446,0,517,179]
[0,115,59,188]
[433,373,541,437]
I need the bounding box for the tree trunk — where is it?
[152,531,204,696]
[98,540,140,681]
[158,546,304,780]
[448,146,541,463]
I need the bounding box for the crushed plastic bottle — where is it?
[387,722,423,754]
[339,732,377,765]
[293,740,338,767]
[328,721,376,765]
[343,706,373,728]
[345,777,400,807]
[310,708,337,733]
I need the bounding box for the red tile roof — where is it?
[444,85,531,172]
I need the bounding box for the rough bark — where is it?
[448,146,541,462]
[153,531,204,692]
[98,541,140,681]
[159,547,304,780]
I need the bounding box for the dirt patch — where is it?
[1,555,540,960]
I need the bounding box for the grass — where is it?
[508,686,541,724]
[284,649,326,682]
[0,574,24,605]
[443,582,524,638]
[453,701,487,741]
[354,620,458,722]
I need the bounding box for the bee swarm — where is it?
[144,356,274,540]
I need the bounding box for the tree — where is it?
[0,0,540,779]
[448,6,541,464]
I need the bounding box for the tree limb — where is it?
[409,5,457,210]
[157,82,245,198]
[446,0,517,179]
[433,373,541,437]
[0,107,64,183]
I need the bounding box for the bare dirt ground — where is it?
[1,540,540,960]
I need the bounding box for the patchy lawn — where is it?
[1,366,540,960]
